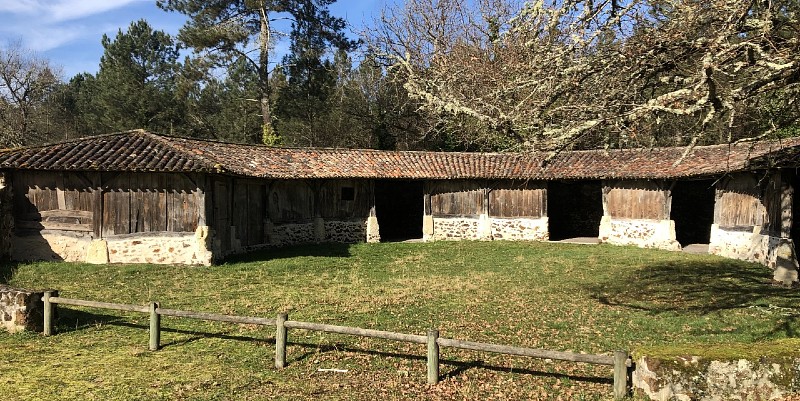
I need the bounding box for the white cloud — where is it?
[0,0,142,23]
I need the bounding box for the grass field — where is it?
[1,241,799,400]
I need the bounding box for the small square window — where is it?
[341,186,355,201]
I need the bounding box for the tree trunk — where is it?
[258,3,272,144]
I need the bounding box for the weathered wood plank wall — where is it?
[428,181,485,217]
[102,173,201,236]
[488,181,545,218]
[12,171,95,233]
[267,180,314,223]
[714,172,787,234]
[714,174,766,229]
[12,171,203,237]
[318,180,372,219]
[604,180,670,220]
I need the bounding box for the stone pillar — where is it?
[773,239,799,285]
[478,213,493,240]
[194,225,213,266]
[86,239,109,264]
[422,215,434,241]
[366,207,380,243]
[313,217,326,243]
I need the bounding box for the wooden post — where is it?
[275,312,288,369]
[427,329,439,384]
[149,302,160,351]
[42,290,56,336]
[613,350,629,400]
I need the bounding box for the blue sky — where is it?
[0,0,383,79]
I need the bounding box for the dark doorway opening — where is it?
[791,171,800,245]
[547,181,603,241]
[670,179,716,246]
[375,180,424,241]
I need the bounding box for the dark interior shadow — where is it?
[587,259,800,337]
[223,242,353,263]
[52,311,610,385]
[0,260,19,284]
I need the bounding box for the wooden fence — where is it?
[42,291,632,399]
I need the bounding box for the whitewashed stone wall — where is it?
[709,224,783,267]
[427,215,548,241]
[1,285,44,333]
[430,216,486,241]
[12,227,213,266]
[599,216,681,251]
[490,217,549,241]
[633,355,795,401]
[104,227,213,266]
[12,231,92,262]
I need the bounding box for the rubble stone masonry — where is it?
[0,285,44,333]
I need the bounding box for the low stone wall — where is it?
[0,285,45,333]
[0,172,10,260]
[268,219,370,247]
[12,227,213,266]
[324,220,367,243]
[490,217,549,241]
[709,224,782,267]
[268,222,316,247]
[599,216,681,251]
[709,225,799,284]
[103,227,213,266]
[430,216,486,241]
[633,354,798,401]
[12,230,93,262]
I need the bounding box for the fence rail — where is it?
[41,291,632,399]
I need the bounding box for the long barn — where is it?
[1,130,799,283]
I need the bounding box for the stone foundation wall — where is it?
[490,217,549,241]
[430,216,486,241]
[324,220,367,243]
[599,216,681,251]
[709,224,782,267]
[267,219,369,247]
[12,230,93,262]
[0,285,44,333]
[0,172,11,260]
[104,227,213,266]
[428,215,548,241]
[633,355,798,401]
[12,227,213,266]
[268,222,316,247]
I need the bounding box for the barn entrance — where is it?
[670,179,716,247]
[374,180,424,241]
[792,172,800,245]
[547,180,603,241]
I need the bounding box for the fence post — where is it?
[275,312,288,369]
[42,290,56,336]
[613,350,629,400]
[149,302,160,351]
[427,329,440,384]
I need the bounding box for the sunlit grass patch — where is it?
[2,241,798,400]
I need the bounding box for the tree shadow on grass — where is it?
[223,243,353,263]
[586,259,800,337]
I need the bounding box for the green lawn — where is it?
[1,241,798,400]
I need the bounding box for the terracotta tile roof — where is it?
[1,129,799,180]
